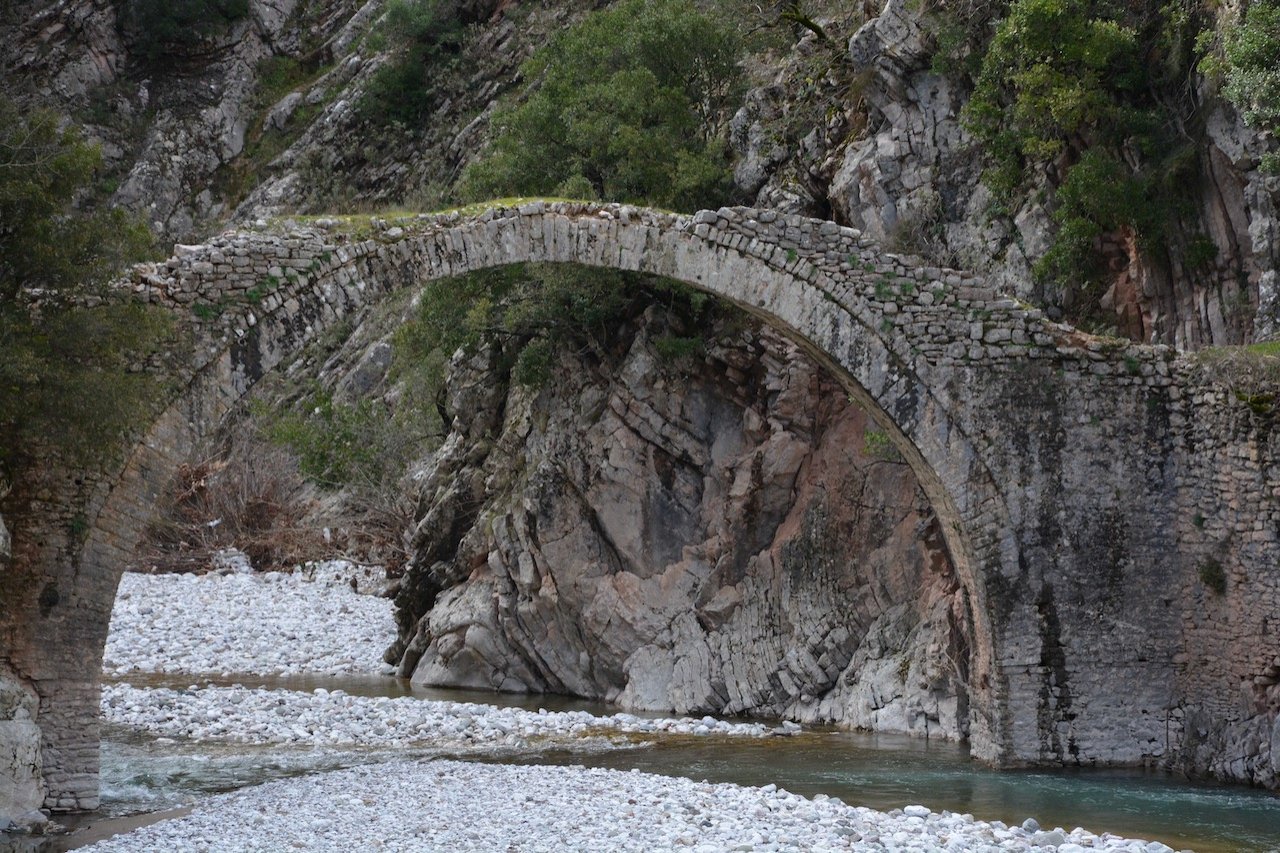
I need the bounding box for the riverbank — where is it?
[79,569,1201,852]
[80,759,1174,853]
[103,565,394,678]
[101,681,781,747]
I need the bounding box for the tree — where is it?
[358,0,467,125]
[460,0,742,211]
[1220,0,1280,172]
[0,99,150,302]
[0,96,169,471]
[961,0,1209,306]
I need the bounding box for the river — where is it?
[29,673,1280,852]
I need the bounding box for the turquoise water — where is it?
[513,732,1280,852]
[48,675,1280,852]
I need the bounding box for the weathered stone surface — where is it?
[0,667,43,827]
[0,0,305,240]
[0,511,9,570]
[1,202,1277,811]
[401,310,970,738]
[335,340,393,403]
[734,0,1279,348]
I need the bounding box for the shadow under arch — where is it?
[13,202,1023,811]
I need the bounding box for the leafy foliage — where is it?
[460,0,742,211]
[119,0,250,63]
[397,263,717,390]
[961,0,1209,306]
[1221,0,1280,129]
[0,303,175,470]
[264,391,414,489]
[1210,0,1280,172]
[400,264,635,387]
[358,0,466,125]
[0,96,169,472]
[965,0,1148,197]
[0,100,152,302]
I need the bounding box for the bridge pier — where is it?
[1,525,108,815]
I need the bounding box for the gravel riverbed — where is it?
[104,567,394,678]
[80,760,1178,853]
[90,569,1181,852]
[101,682,781,748]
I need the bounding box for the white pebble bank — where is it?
[101,682,781,748]
[94,572,1182,853]
[104,569,393,677]
[80,760,1175,853]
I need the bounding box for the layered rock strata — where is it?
[732,0,1280,347]
[390,307,972,738]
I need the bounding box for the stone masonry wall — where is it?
[1,201,1276,812]
[1169,382,1280,786]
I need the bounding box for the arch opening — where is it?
[7,204,1017,812]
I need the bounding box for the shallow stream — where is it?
[33,674,1280,851]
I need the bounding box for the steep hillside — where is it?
[3,0,1276,343]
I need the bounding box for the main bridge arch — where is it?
[9,202,1195,811]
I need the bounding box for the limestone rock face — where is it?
[1,0,305,239]
[0,667,43,828]
[735,0,1279,348]
[394,310,972,738]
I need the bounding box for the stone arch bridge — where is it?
[1,201,1276,813]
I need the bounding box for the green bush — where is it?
[358,0,465,125]
[265,392,400,489]
[963,0,1211,307]
[397,264,719,390]
[459,0,742,211]
[119,0,250,63]
[965,0,1148,198]
[0,303,175,470]
[1031,150,1155,291]
[0,99,152,300]
[1198,558,1227,595]
[400,264,633,386]
[1221,0,1280,130]
[1211,0,1280,175]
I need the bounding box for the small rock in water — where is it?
[903,804,931,818]
[1021,817,1041,833]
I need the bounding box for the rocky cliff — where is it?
[731,0,1280,348]
[383,303,973,738]
[4,0,1276,345]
